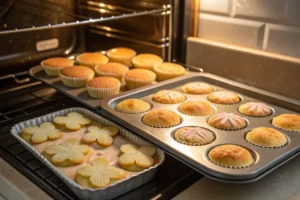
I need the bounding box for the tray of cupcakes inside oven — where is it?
[29,47,190,109]
[100,72,300,182]
[11,107,165,200]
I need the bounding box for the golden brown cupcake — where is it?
[76,52,109,68]
[107,47,136,67]
[238,102,272,117]
[181,82,214,95]
[132,53,163,71]
[59,66,95,88]
[115,99,151,114]
[152,90,186,104]
[41,57,74,76]
[143,109,181,128]
[154,62,186,81]
[86,77,121,99]
[208,112,247,130]
[177,100,214,116]
[94,62,129,81]
[208,144,254,168]
[246,127,287,148]
[208,91,240,104]
[272,114,300,131]
[174,126,215,145]
[124,69,156,89]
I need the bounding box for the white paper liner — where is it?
[60,73,94,88]
[11,107,165,200]
[86,84,120,99]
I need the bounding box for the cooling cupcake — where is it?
[181,82,214,95]
[116,99,151,114]
[41,57,74,76]
[272,114,300,131]
[132,53,163,71]
[238,102,272,117]
[177,100,214,116]
[59,66,95,88]
[152,90,186,104]
[86,77,121,99]
[174,126,215,145]
[208,144,254,168]
[208,91,240,104]
[76,52,109,68]
[107,47,136,67]
[246,127,287,148]
[208,112,247,130]
[94,62,129,81]
[154,62,186,81]
[143,109,181,128]
[124,69,156,89]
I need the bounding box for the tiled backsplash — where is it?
[199,0,300,58]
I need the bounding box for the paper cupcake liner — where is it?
[86,84,120,99]
[270,119,300,132]
[141,115,182,128]
[124,76,155,90]
[115,102,153,114]
[95,70,124,81]
[60,73,94,88]
[152,98,187,105]
[41,62,67,76]
[245,138,289,149]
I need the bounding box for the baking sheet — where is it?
[100,73,300,182]
[11,107,165,200]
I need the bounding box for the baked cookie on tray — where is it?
[81,126,119,147]
[53,112,92,131]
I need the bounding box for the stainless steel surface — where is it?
[100,73,300,182]
[11,107,165,200]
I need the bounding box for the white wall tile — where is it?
[200,0,232,15]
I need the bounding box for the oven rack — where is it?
[0,0,169,35]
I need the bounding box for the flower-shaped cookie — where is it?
[53,112,92,130]
[21,122,62,144]
[118,144,156,172]
[82,126,119,147]
[44,138,90,167]
[76,157,125,188]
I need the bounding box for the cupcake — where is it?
[178,101,214,116]
[86,77,121,99]
[246,127,287,148]
[124,69,156,90]
[181,82,214,95]
[272,114,300,131]
[94,62,129,81]
[107,47,136,67]
[208,91,240,104]
[132,53,163,71]
[174,126,215,145]
[60,66,95,88]
[116,99,151,114]
[41,57,74,76]
[76,52,109,68]
[208,144,254,168]
[208,112,247,130]
[143,109,181,128]
[238,102,272,117]
[152,90,186,104]
[154,62,186,81]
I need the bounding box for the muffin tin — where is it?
[100,73,300,182]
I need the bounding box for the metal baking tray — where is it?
[100,73,300,183]
[11,107,165,200]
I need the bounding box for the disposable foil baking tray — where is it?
[100,73,300,183]
[11,107,165,200]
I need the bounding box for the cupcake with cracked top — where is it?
[94,62,128,81]
[124,69,156,89]
[178,100,214,116]
[41,57,74,76]
[181,82,214,95]
[174,126,215,145]
[154,62,186,81]
[86,77,121,99]
[272,114,300,131]
[143,109,181,128]
[238,102,272,117]
[76,52,109,68]
[60,66,94,88]
[107,47,136,67]
[152,90,186,104]
[208,112,247,130]
[116,99,151,114]
[208,91,240,104]
[132,53,163,71]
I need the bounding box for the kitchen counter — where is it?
[173,156,300,200]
